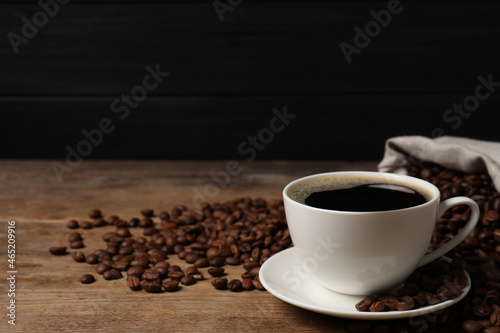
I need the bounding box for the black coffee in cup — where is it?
[305,184,427,212]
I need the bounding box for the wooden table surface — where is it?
[1,159,425,333]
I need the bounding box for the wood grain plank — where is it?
[1,1,499,95]
[1,95,499,160]
[0,160,383,332]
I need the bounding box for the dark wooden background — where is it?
[1,0,499,160]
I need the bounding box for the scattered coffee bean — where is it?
[242,278,255,291]
[180,274,196,286]
[194,258,210,268]
[211,277,228,290]
[141,209,154,217]
[252,276,266,291]
[103,269,122,280]
[95,263,111,275]
[49,246,67,255]
[127,266,145,278]
[208,267,225,277]
[68,232,82,242]
[85,254,99,264]
[227,279,242,292]
[141,280,162,293]
[72,251,86,263]
[70,240,84,249]
[80,221,93,229]
[80,274,95,284]
[462,320,484,333]
[89,209,103,219]
[92,218,106,227]
[168,271,185,281]
[127,275,141,291]
[163,280,179,292]
[67,220,79,229]
[142,269,161,281]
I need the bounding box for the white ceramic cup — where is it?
[283,171,479,295]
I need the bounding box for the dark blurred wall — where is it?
[1,0,499,160]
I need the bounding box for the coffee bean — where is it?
[111,261,129,271]
[252,276,266,291]
[72,251,86,262]
[116,227,131,238]
[209,257,225,267]
[180,274,196,286]
[168,265,182,272]
[227,279,242,292]
[369,301,385,312]
[89,209,102,219]
[142,269,161,281]
[163,280,180,292]
[490,310,500,325]
[141,209,154,217]
[70,240,84,249]
[95,263,111,275]
[130,257,149,269]
[141,280,162,293]
[225,256,240,265]
[103,269,122,280]
[80,221,93,229]
[396,296,415,311]
[485,327,500,333]
[355,296,376,311]
[80,274,95,284]
[67,220,79,229]
[211,277,228,290]
[168,271,185,281]
[462,320,484,333]
[436,283,462,301]
[185,266,198,276]
[68,232,82,242]
[127,275,141,291]
[139,218,154,228]
[193,257,210,268]
[208,267,225,277]
[49,246,67,255]
[184,252,200,264]
[242,278,255,291]
[242,261,260,272]
[126,266,145,278]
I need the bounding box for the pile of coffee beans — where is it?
[349,163,500,333]
[355,258,468,313]
[50,198,288,293]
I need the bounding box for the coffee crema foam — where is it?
[287,174,436,205]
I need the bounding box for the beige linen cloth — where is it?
[378,136,500,191]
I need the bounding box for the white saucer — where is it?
[259,248,470,320]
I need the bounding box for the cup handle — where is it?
[417,196,480,268]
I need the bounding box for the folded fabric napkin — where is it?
[378,136,500,191]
